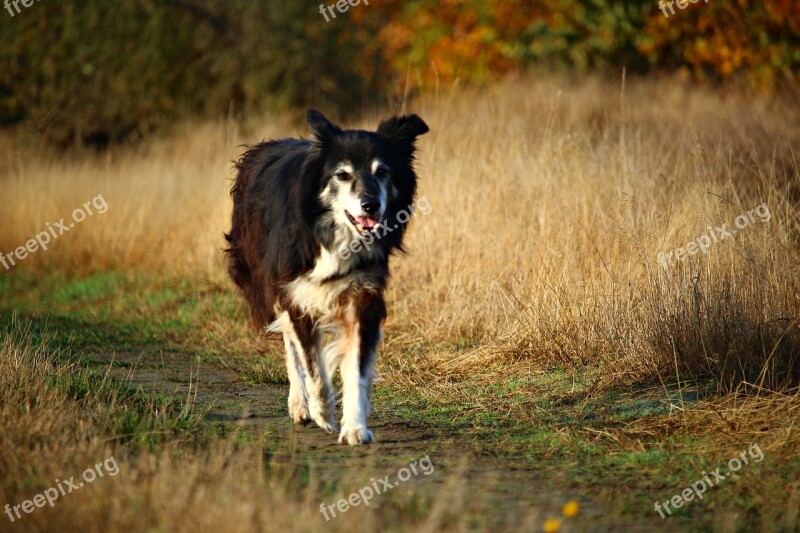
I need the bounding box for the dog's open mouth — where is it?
[345,210,381,236]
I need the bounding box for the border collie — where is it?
[225,109,428,445]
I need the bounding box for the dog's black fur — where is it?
[225,110,428,327]
[224,109,428,444]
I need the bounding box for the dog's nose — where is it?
[361,198,380,215]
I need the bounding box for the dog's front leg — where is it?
[339,295,385,445]
[307,338,337,434]
[282,330,310,424]
[274,311,310,424]
[289,313,336,433]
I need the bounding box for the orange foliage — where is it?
[642,0,800,89]
[353,0,798,94]
[355,0,541,89]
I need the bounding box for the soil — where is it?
[87,349,659,532]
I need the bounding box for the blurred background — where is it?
[2,0,798,150]
[2,3,800,531]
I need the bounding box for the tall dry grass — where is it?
[2,76,799,389]
[0,321,489,532]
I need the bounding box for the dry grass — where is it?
[0,321,491,533]
[3,75,799,384]
[3,76,800,387]
[2,75,800,530]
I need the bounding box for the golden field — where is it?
[4,76,799,385]
[1,76,799,531]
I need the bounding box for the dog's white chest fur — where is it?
[283,228,381,321]
[286,251,353,318]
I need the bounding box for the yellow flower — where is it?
[562,500,580,518]
[543,517,561,532]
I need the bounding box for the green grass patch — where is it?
[3,315,207,450]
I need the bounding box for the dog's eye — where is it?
[335,171,353,181]
[374,167,389,179]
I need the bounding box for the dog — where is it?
[224,109,428,444]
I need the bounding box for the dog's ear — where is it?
[307,108,341,145]
[377,114,429,149]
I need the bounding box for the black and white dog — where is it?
[225,109,428,444]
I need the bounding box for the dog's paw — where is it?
[310,409,336,433]
[313,417,336,434]
[308,396,336,433]
[338,426,374,445]
[288,396,310,425]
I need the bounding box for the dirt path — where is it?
[87,349,655,531]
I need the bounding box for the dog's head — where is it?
[306,109,428,242]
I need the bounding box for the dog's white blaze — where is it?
[333,162,354,175]
[324,179,369,237]
[325,159,392,236]
[336,193,368,228]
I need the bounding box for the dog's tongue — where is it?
[355,216,378,230]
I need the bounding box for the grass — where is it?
[1,75,799,531]
[0,319,474,532]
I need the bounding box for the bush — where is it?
[1,0,798,148]
[0,0,368,148]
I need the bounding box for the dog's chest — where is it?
[285,246,380,319]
